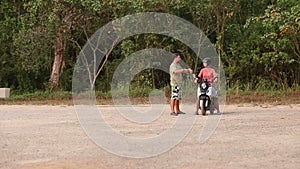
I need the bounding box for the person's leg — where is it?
[170,99,178,116]
[170,85,178,115]
[195,99,199,114]
[175,99,180,113]
[170,98,175,113]
[207,87,215,113]
[211,87,221,114]
[195,87,200,114]
[214,98,221,114]
[176,86,184,114]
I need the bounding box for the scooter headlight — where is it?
[201,83,207,89]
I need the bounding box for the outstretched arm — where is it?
[173,68,193,74]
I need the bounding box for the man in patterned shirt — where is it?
[169,53,193,116]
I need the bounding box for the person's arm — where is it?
[212,69,218,83]
[198,69,203,79]
[173,68,193,74]
[194,69,203,83]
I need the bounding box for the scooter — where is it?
[193,74,216,115]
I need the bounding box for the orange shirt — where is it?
[198,67,217,85]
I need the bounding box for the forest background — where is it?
[0,0,299,103]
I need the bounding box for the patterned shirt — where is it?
[170,62,183,86]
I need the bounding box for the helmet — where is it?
[202,57,211,64]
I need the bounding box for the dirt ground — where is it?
[0,103,299,169]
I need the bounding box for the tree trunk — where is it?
[49,31,65,88]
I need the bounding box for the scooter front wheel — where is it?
[199,100,206,116]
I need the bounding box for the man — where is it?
[194,57,221,114]
[169,53,193,116]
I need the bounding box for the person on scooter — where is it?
[194,57,221,115]
[169,53,193,116]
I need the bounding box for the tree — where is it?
[1,0,299,93]
[0,0,18,87]
[248,0,300,89]
[49,0,101,89]
[0,0,43,90]
[225,0,300,90]
[223,0,272,89]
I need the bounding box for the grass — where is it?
[0,88,299,105]
[226,90,300,105]
[0,90,73,105]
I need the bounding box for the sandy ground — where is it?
[0,104,299,169]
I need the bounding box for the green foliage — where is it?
[0,0,299,96]
[224,0,300,90]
